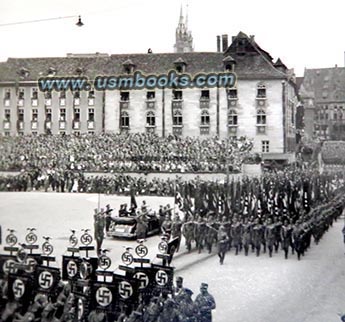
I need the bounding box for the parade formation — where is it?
[1,153,345,321]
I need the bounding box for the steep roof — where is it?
[0,52,224,82]
[224,31,287,80]
[0,32,290,82]
[300,67,345,103]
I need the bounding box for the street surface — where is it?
[1,192,345,322]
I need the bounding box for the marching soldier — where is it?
[264,217,276,257]
[242,217,252,256]
[230,216,243,255]
[273,216,282,253]
[292,220,305,260]
[281,219,293,259]
[195,283,216,322]
[194,215,207,254]
[205,215,218,254]
[217,225,229,265]
[252,218,264,257]
[182,214,195,252]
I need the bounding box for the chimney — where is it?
[222,34,228,52]
[217,35,221,52]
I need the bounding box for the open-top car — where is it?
[106,214,161,239]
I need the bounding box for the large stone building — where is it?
[299,67,345,140]
[0,30,299,158]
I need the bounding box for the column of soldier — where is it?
[158,173,345,264]
[0,227,216,322]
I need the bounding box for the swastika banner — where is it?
[151,264,174,292]
[62,255,81,281]
[7,274,34,306]
[90,282,117,312]
[35,266,61,294]
[0,255,18,278]
[128,267,154,294]
[113,273,139,307]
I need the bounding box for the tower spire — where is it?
[174,4,194,53]
[179,4,183,24]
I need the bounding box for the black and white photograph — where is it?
[1,0,345,321]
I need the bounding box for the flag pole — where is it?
[174,176,177,214]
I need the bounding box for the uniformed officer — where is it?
[252,218,264,257]
[264,217,276,257]
[94,208,105,256]
[217,225,229,265]
[182,214,195,252]
[242,216,252,256]
[171,213,183,252]
[161,214,173,240]
[195,216,207,254]
[136,210,148,240]
[104,204,113,232]
[194,283,216,322]
[281,218,293,259]
[230,216,243,255]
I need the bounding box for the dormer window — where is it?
[47,67,57,76]
[173,57,187,73]
[222,55,236,72]
[75,67,83,75]
[19,67,30,78]
[122,59,135,74]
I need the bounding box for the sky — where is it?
[0,0,344,77]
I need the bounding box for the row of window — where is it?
[1,85,268,104]
[3,108,95,122]
[3,108,267,128]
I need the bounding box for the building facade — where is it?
[0,32,298,157]
[299,67,345,140]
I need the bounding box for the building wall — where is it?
[0,78,296,157]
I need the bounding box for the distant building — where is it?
[173,6,194,53]
[0,31,298,160]
[299,67,345,140]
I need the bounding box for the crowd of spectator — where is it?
[0,133,254,173]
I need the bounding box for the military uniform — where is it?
[171,215,183,252]
[241,218,253,256]
[252,220,264,257]
[230,218,243,255]
[182,217,195,252]
[194,284,216,322]
[264,219,276,257]
[280,221,293,259]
